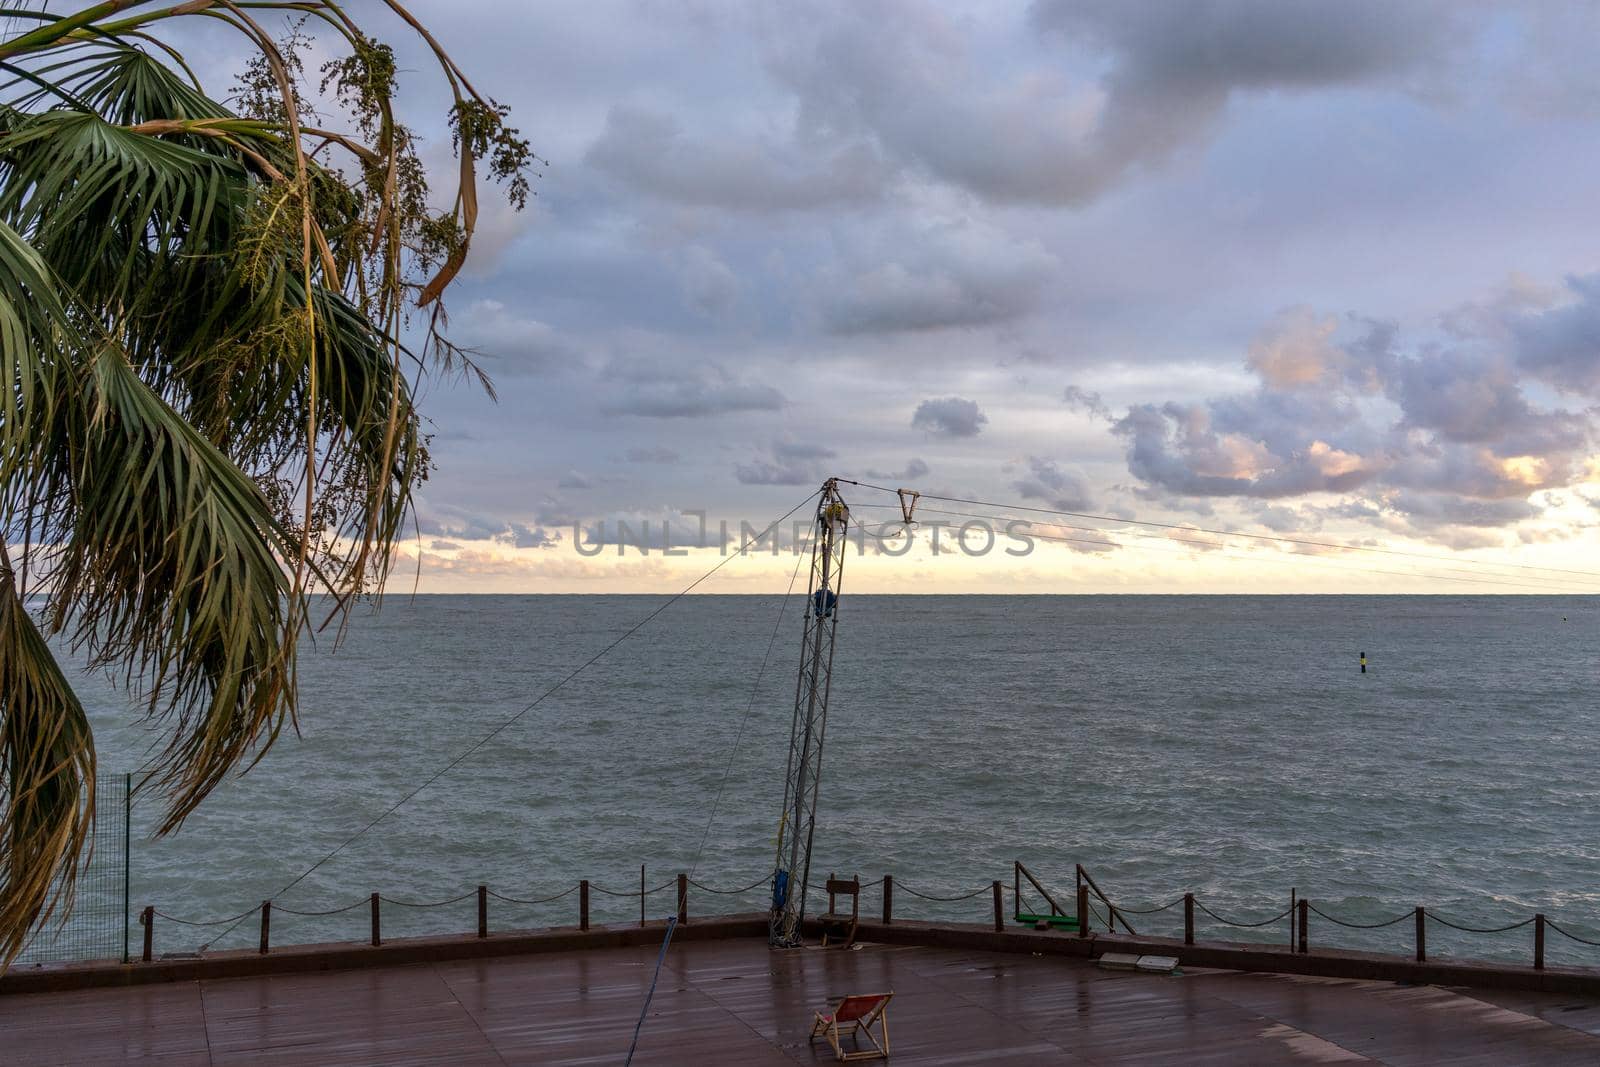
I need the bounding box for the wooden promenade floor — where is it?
[6,936,1600,1065]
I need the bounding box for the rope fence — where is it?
[108,861,1600,976]
[1305,902,1412,929]
[485,886,579,907]
[1195,901,1294,929]
[1081,866,1600,973]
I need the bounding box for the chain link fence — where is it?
[15,773,130,965]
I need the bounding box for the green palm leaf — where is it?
[0,3,534,968]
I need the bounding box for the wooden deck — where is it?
[6,936,1600,1065]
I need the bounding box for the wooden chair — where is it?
[809,991,892,1061]
[819,873,860,948]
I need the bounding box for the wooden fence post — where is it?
[1077,883,1090,938]
[640,864,646,928]
[678,873,688,926]
[992,881,1003,933]
[141,905,153,962]
[1535,913,1545,971]
[1289,888,1296,949]
[1414,906,1425,962]
[371,892,381,947]
[477,885,488,939]
[1297,898,1308,954]
[882,875,893,924]
[1184,894,1194,946]
[580,880,591,931]
[258,901,270,955]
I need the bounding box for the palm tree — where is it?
[0,1,534,966]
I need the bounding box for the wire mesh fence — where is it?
[15,773,130,965]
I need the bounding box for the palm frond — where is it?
[0,1,534,969]
[45,345,300,834]
[0,568,94,970]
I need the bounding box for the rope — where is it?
[688,875,768,895]
[380,891,478,909]
[1306,903,1412,930]
[1195,901,1294,928]
[592,882,645,898]
[151,905,261,928]
[489,889,585,908]
[485,886,579,906]
[1426,913,1534,934]
[625,917,678,1066]
[893,881,991,902]
[628,502,812,1064]
[274,899,370,917]
[1546,919,1600,948]
[684,542,808,899]
[1110,896,1185,915]
[201,491,821,949]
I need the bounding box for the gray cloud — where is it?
[345,2,1600,575]
[417,505,564,550]
[623,446,682,464]
[599,359,784,418]
[501,523,563,549]
[817,216,1059,334]
[863,457,930,482]
[1063,385,1113,421]
[1510,272,1600,396]
[912,396,988,438]
[1112,292,1597,540]
[1015,456,1093,511]
[579,510,733,550]
[585,103,888,211]
[761,0,1461,208]
[557,470,596,489]
[735,439,837,486]
[429,540,463,551]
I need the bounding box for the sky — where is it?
[208,2,1600,592]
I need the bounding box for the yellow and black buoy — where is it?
[1360,651,1367,674]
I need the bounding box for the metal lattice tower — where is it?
[769,479,849,948]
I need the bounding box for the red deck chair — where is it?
[809,991,892,1061]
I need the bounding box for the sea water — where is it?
[51,595,1600,964]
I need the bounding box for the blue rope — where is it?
[624,917,678,1065]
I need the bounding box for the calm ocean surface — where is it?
[50,595,1600,964]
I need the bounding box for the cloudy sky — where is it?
[245,2,1600,591]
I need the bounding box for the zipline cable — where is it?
[627,511,811,1066]
[837,478,1600,581]
[204,489,822,950]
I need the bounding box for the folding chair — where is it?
[809,991,892,1062]
[819,873,860,948]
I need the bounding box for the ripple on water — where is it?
[49,593,1600,965]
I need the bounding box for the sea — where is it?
[30,594,1600,966]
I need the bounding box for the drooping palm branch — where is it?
[0,1,535,967]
